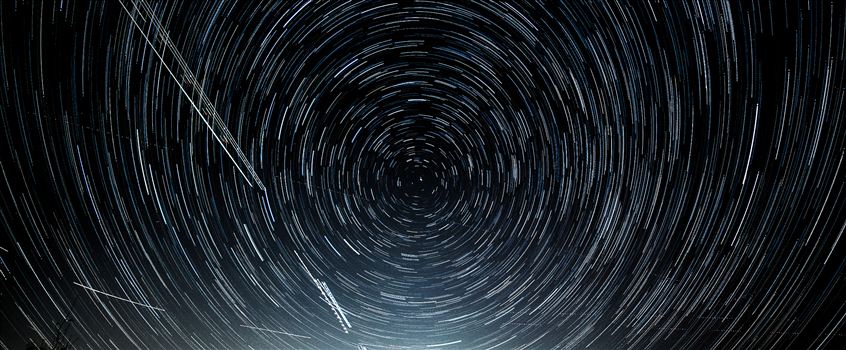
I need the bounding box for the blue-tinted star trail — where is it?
[1,1,845,349]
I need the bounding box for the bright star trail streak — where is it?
[1,1,845,349]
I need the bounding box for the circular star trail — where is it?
[1,1,845,349]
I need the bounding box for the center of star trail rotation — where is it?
[1,1,845,350]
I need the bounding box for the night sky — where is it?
[1,1,845,349]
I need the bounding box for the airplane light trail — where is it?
[116,0,265,191]
[73,282,165,312]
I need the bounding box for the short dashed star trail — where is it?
[1,1,845,349]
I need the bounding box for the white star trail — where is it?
[239,324,311,339]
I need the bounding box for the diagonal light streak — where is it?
[117,0,265,191]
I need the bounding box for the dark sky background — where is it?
[1,1,845,349]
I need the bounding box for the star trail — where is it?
[1,1,845,349]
